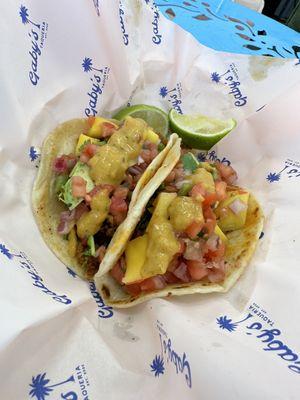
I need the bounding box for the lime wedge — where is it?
[113,104,169,138]
[169,109,236,150]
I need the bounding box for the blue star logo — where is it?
[0,244,13,259]
[216,316,237,332]
[82,57,93,72]
[19,5,40,29]
[29,146,39,162]
[266,172,281,183]
[150,355,165,377]
[82,57,103,73]
[159,86,168,98]
[211,72,221,83]
[19,5,29,24]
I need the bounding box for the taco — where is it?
[32,115,179,279]
[95,150,263,307]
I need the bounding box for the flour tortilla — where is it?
[32,118,179,279]
[95,179,264,307]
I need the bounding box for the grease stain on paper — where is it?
[248,56,286,81]
[113,317,140,342]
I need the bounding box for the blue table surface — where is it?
[155,0,300,59]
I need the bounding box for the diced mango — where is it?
[169,196,203,231]
[145,128,160,144]
[75,134,104,156]
[88,117,118,138]
[214,225,228,243]
[148,192,177,228]
[123,234,148,284]
[189,168,215,193]
[215,191,249,232]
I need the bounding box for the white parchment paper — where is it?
[1,1,300,399]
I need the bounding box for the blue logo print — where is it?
[217,302,300,374]
[119,1,129,46]
[151,320,192,388]
[29,365,90,399]
[0,243,14,259]
[206,150,231,166]
[266,159,300,183]
[19,5,48,86]
[210,63,247,107]
[82,57,110,118]
[159,83,183,114]
[29,146,41,168]
[145,0,163,44]
[67,267,77,278]
[89,281,114,319]
[29,373,76,400]
[92,0,100,16]
[0,243,72,305]
[150,355,165,377]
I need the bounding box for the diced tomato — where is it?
[185,220,204,239]
[102,122,117,138]
[205,241,226,262]
[215,181,227,201]
[110,261,124,284]
[80,143,98,163]
[215,162,237,185]
[71,176,87,198]
[87,116,95,128]
[190,183,206,201]
[140,142,158,164]
[173,262,190,282]
[203,206,216,221]
[202,206,217,235]
[125,283,142,296]
[110,187,129,224]
[140,276,166,292]
[186,260,209,281]
[203,192,218,207]
[53,154,77,174]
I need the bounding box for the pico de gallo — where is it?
[53,115,163,278]
[109,153,250,296]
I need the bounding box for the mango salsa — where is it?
[189,168,215,193]
[123,235,148,284]
[215,191,249,232]
[145,128,160,144]
[75,134,104,156]
[214,225,228,243]
[88,117,118,138]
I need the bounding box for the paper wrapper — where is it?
[1,1,300,398]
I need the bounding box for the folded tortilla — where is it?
[95,146,263,307]
[32,118,179,279]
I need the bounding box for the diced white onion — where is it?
[229,199,246,214]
